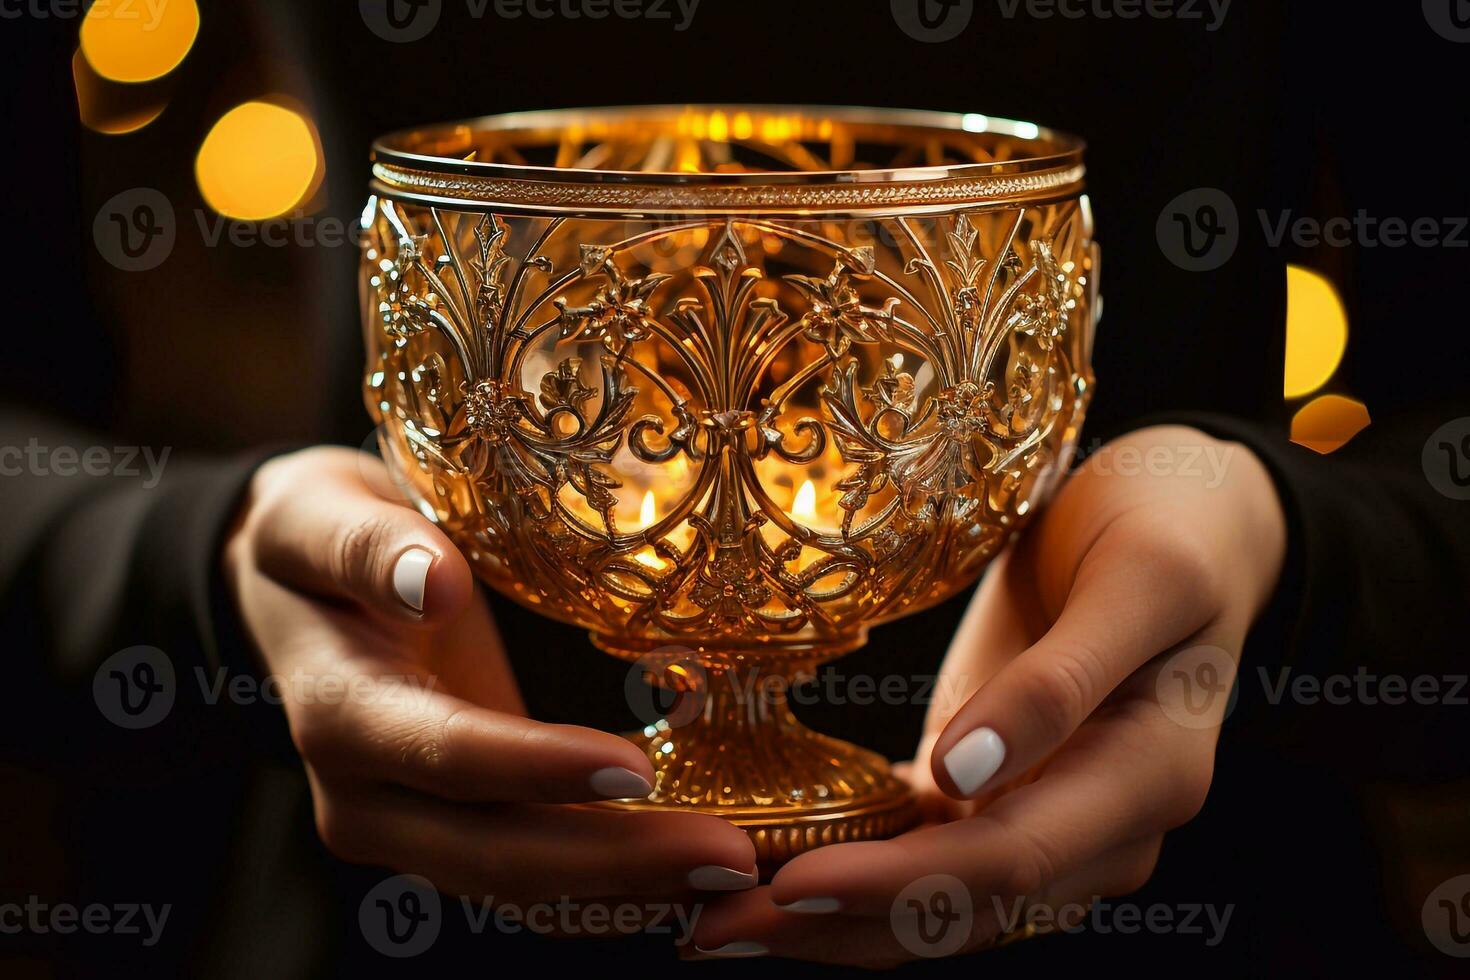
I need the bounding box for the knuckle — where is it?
[331,515,396,588]
[993,821,1054,899]
[1139,530,1222,604]
[394,708,461,778]
[1022,647,1098,740]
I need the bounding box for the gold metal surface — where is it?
[359,105,1099,868]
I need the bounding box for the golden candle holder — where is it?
[359,106,1098,869]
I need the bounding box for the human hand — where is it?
[686,425,1285,964]
[223,447,758,908]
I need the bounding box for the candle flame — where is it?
[792,480,817,522]
[634,549,667,571]
[640,490,657,528]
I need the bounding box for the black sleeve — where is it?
[1147,407,1470,784]
[0,407,293,772]
[1125,5,1470,785]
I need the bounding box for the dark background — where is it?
[2,0,1468,975]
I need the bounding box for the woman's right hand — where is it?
[222,447,758,906]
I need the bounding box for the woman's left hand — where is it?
[685,426,1286,966]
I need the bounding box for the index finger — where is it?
[280,608,659,805]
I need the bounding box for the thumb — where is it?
[930,531,1215,799]
[246,449,474,624]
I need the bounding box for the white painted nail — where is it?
[588,767,653,800]
[943,726,1007,797]
[693,941,768,958]
[392,548,433,612]
[776,896,841,914]
[687,866,758,891]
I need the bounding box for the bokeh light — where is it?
[195,102,322,220]
[72,49,167,135]
[1290,394,1370,455]
[1284,264,1348,399]
[80,0,200,84]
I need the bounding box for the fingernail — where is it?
[589,767,653,800]
[687,866,758,891]
[392,548,433,613]
[943,726,1006,797]
[777,896,841,914]
[691,941,768,959]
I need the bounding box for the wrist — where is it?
[1221,438,1288,617]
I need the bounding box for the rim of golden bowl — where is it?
[369,104,1086,216]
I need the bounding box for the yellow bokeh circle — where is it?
[1284,265,1348,399]
[80,0,200,84]
[195,102,321,221]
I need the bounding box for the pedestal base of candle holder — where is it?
[588,663,918,873]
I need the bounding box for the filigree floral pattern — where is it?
[362,200,1096,656]
[786,251,900,356]
[555,246,672,354]
[375,233,437,339]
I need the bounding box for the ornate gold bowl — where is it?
[359,106,1098,867]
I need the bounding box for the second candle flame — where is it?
[792,480,817,522]
[640,490,657,528]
